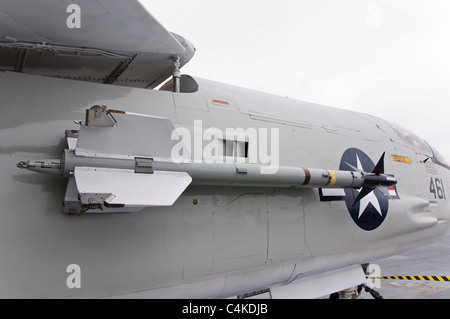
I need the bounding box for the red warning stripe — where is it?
[302,168,311,185]
[212,99,230,106]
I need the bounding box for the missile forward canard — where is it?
[1,0,450,300]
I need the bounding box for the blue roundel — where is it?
[340,148,389,231]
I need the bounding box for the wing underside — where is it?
[0,0,195,88]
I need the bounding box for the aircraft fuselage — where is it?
[0,71,449,298]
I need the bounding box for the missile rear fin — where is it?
[63,168,192,214]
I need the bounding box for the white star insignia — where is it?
[355,155,383,219]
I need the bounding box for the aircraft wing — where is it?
[0,0,195,88]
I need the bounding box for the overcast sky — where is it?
[142,0,450,161]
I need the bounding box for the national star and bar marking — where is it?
[319,148,400,231]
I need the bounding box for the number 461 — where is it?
[430,177,446,199]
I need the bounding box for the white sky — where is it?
[142,0,450,161]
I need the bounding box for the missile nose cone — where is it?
[17,161,29,169]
